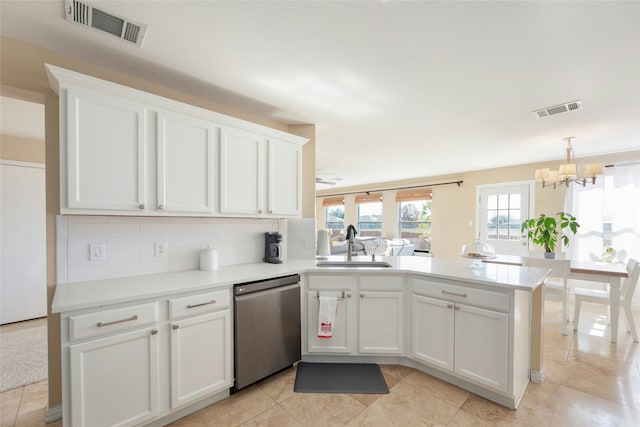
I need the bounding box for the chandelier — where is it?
[534,137,603,189]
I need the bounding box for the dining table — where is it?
[485,255,629,343]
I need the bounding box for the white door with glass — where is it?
[478,183,532,256]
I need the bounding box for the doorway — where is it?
[477,182,533,256]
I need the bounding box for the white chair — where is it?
[522,257,571,323]
[573,259,640,343]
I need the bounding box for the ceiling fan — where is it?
[315,178,337,185]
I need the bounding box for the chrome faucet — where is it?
[346,224,358,261]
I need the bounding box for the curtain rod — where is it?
[315,180,463,198]
[605,161,640,168]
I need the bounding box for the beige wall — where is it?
[317,150,640,258]
[0,134,45,163]
[0,36,315,410]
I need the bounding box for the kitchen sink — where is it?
[315,261,392,268]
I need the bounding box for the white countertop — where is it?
[52,256,547,313]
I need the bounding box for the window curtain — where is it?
[354,193,383,204]
[322,197,344,207]
[395,189,432,202]
[565,164,640,263]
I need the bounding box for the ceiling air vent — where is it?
[64,0,147,47]
[533,100,583,118]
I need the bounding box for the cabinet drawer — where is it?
[169,289,230,319]
[412,278,509,312]
[69,302,158,341]
[359,275,404,291]
[307,274,353,290]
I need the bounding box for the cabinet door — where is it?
[219,127,264,215]
[157,111,214,214]
[65,87,146,212]
[267,138,301,217]
[454,304,509,393]
[359,291,403,354]
[411,294,454,371]
[307,291,355,353]
[69,327,158,427]
[170,310,232,408]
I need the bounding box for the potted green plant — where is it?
[520,212,580,259]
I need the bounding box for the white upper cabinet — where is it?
[47,64,307,218]
[219,127,264,215]
[64,87,147,212]
[268,138,302,216]
[219,130,303,217]
[157,111,215,214]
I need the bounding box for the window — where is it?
[485,193,522,242]
[565,164,640,263]
[356,193,383,237]
[324,205,344,237]
[397,189,432,251]
[322,197,345,237]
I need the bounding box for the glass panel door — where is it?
[478,184,531,256]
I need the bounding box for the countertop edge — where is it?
[52,257,546,313]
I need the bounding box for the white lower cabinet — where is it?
[170,310,232,408]
[411,277,510,394]
[306,275,356,354]
[69,327,159,427]
[358,275,404,354]
[61,289,232,427]
[302,272,530,409]
[305,274,404,356]
[412,295,454,371]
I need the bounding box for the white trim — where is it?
[0,159,45,169]
[45,404,62,423]
[530,369,545,384]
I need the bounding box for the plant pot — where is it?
[544,252,556,259]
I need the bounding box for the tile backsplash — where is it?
[57,215,287,284]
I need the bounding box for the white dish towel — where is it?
[318,296,338,339]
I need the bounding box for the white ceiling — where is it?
[1,1,639,189]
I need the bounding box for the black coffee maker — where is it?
[263,232,283,264]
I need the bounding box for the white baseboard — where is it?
[45,405,62,423]
[530,369,545,384]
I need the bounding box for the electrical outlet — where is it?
[155,241,168,257]
[89,243,106,262]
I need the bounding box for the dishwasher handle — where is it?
[234,274,300,296]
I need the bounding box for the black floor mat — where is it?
[293,362,389,394]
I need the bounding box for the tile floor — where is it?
[1,300,639,427]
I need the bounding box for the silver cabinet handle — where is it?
[139,204,145,210]
[151,329,158,335]
[447,303,453,309]
[172,324,179,330]
[360,293,365,298]
[442,290,467,298]
[158,204,166,210]
[346,292,352,298]
[97,315,138,327]
[258,209,263,214]
[187,299,216,309]
[455,305,460,311]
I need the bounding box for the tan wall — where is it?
[0,36,312,410]
[0,134,45,163]
[317,150,640,258]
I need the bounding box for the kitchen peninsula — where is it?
[52,256,547,426]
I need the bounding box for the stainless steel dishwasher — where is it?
[233,274,301,391]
